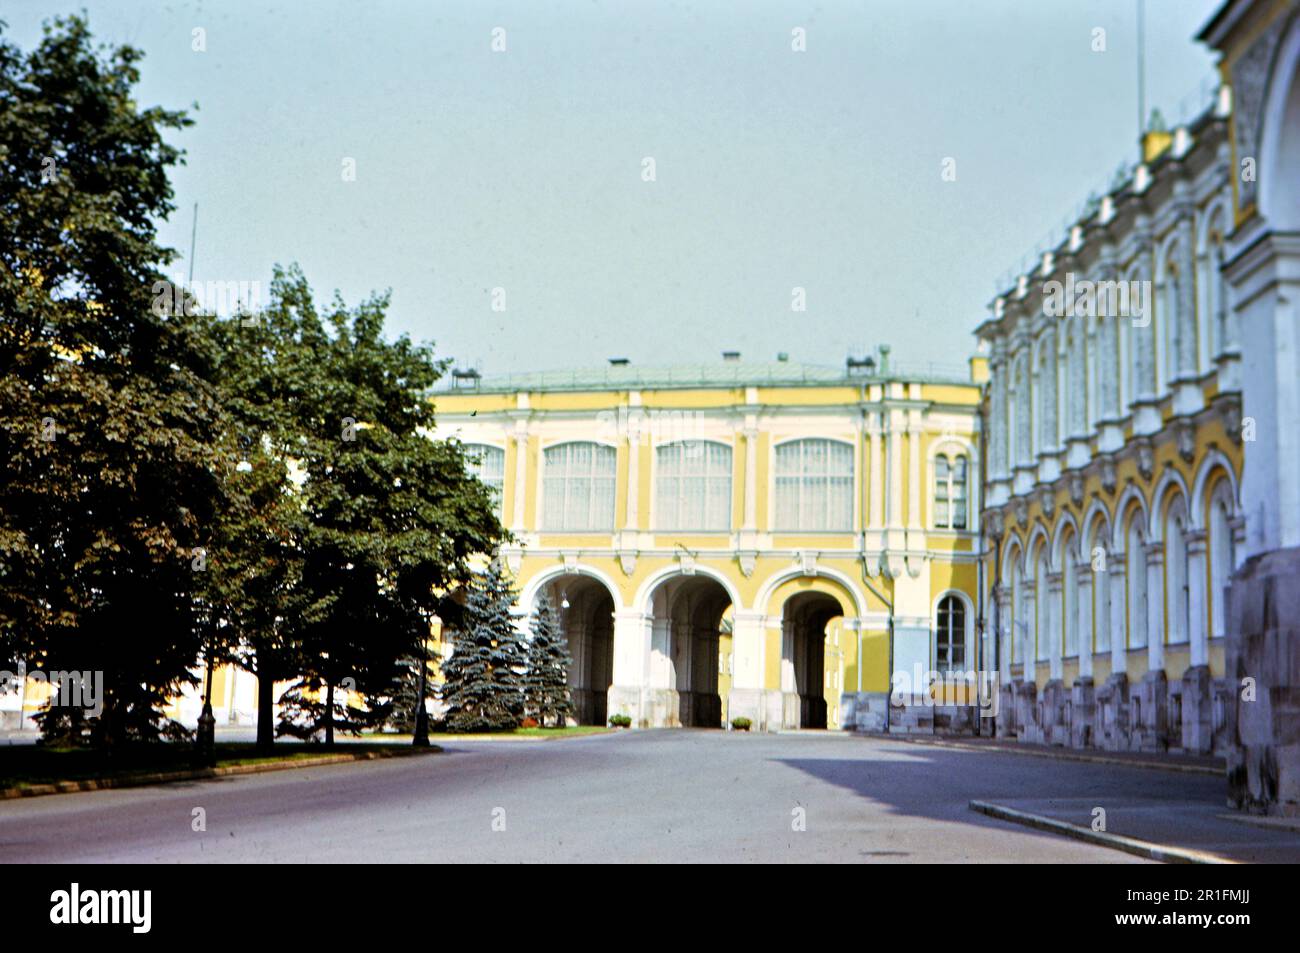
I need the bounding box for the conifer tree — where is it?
[524,594,574,727]
[439,562,525,732]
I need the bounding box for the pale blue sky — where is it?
[6,0,1223,374]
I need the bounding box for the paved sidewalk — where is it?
[971,794,1300,863]
[869,732,1224,774]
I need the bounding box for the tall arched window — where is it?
[1034,545,1049,661]
[1208,479,1235,639]
[1089,523,1111,653]
[542,442,617,531]
[1162,260,1181,392]
[464,443,505,514]
[934,454,968,529]
[936,595,966,672]
[1166,496,1191,645]
[1126,515,1148,649]
[774,439,853,531]
[1062,535,1078,658]
[656,441,731,530]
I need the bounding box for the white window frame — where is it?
[541,441,617,532]
[653,440,732,532]
[771,438,855,532]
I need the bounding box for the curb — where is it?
[969,800,1236,864]
[0,746,438,800]
[875,734,1222,777]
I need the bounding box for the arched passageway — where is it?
[646,575,732,727]
[781,591,843,729]
[539,574,615,726]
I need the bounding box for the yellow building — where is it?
[430,350,985,730]
[975,70,1245,754]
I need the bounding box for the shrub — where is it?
[731,717,752,731]
[608,713,632,728]
[520,716,539,729]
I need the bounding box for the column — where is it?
[727,609,771,729]
[1077,571,1094,679]
[1174,203,1199,381]
[742,425,758,531]
[887,409,904,527]
[1046,572,1063,680]
[511,424,528,533]
[989,347,1009,480]
[906,414,922,530]
[1186,529,1208,668]
[623,421,640,532]
[609,609,652,726]
[1145,543,1165,672]
[868,413,884,527]
[1108,561,1127,675]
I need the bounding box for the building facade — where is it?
[975,0,1300,816]
[430,353,985,730]
[976,84,1245,757]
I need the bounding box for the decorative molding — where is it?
[797,550,819,576]
[1039,487,1055,519]
[1069,473,1085,507]
[1174,419,1197,463]
[1013,497,1029,526]
[1101,456,1118,494]
[618,551,637,576]
[677,551,697,575]
[1135,439,1155,480]
[563,552,578,574]
[737,550,757,578]
[1230,15,1288,213]
[502,546,523,576]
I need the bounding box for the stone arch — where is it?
[1259,10,1300,232]
[633,562,743,617]
[1051,509,1082,568]
[1111,482,1150,553]
[1190,448,1241,530]
[524,566,621,726]
[520,562,624,615]
[1025,521,1053,573]
[640,570,733,727]
[1149,465,1193,544]
[754,565,865,621]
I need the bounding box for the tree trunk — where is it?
[325,680,335,747]
[256,660,275,752]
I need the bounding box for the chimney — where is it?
[722,351,740,362]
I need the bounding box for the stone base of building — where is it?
[605,686,724,728]
[1069,676,1096,748]
[839,691,889,732]
[1226,546,1300,817]
[1096,673,1130,750]
[1132,670,1169,753]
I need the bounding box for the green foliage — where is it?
[440,562,526,733]
[0,15,217,745]
[609,713,632,728]
[730,716,752,731]
[259,268,504,744]
[523,593,573,727]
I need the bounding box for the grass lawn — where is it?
[365,724,615,741]
[0,741,419,792]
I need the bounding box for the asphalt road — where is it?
[0,730,1254,863]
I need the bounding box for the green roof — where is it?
[436,360,973,394]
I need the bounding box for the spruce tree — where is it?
[440,562,525,732]
[524,594,574,727]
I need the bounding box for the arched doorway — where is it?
[645,575,731,727]
[538,574,615,726]
[780,591,843,729]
